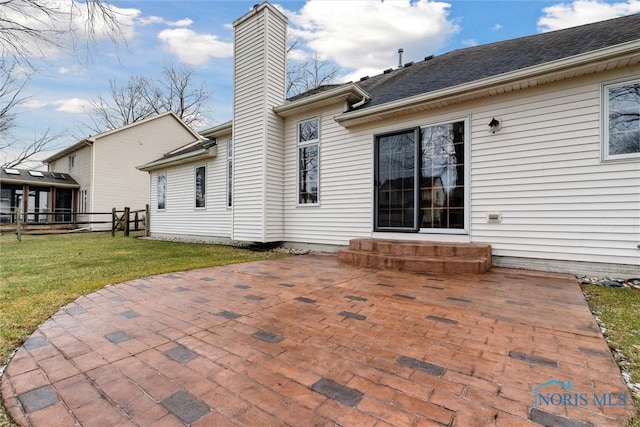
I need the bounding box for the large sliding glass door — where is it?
[374,128,420,231]
[375,119,466,233]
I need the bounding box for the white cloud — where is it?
[54,98,92,114]
[138,15,165,26]
[58,67,71,75]
[158,28,233,66]
[538,0,640,31]
[492,23,503,30]
[284,0,460,79]
[461,39,478,47]
[23,100,48,109]
[137,16,192,27]
[168,18,193,28]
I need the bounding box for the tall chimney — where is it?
[231,2,287,243]
[398,48,404,68]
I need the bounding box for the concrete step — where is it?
[338,239,492,274]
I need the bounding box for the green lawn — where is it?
[582,285,640,426]
[0,232,287,427]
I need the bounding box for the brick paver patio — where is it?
[1,254,635,426]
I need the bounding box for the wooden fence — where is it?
[2,205,150,242]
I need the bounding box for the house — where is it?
[138,3,640,275]
[44,112,202,230]
[0,168,78,225]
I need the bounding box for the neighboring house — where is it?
[0,168,78,224]
[44,112,201,230]
[139,3,640,275]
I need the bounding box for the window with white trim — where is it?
[603,80,640,160]
[297,117,319,204]
[78,189,88,214]
[195,165,206,208]
[68,155,75,171]
[157,173,166,210]
[226,139,233,207]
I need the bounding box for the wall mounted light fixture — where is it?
[488,118,501,133]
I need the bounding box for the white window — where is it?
[157,173,166,210]
[226,139,233,208]
[78,190,88,214]
[195,165,206,208]
[297,117,319,205]
[603,80,640,160]
[68,155,75,171]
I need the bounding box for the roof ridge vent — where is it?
[424,54,434,61]
[359,76,369,81]
[404,61,414,67]
[383,68,393,74]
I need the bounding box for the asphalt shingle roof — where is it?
[332,13,640,109]
[0,168,79,187]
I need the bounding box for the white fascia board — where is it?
[336,40,640,128]
[274,84,370,117]
[137,147,217,171]
[42,139,92,163]
[200,120,233,139]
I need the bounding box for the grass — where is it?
[582,284,640,426]
[0,231,287,426]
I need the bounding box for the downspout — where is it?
[88,139,95,229]
[351,93,371,110]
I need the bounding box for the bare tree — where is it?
[0,58,67,168]
[86,64,212,133]
[154,65,210,125]
[286,32,339,98]
[0,59,26,135]
[287,52,339,98]
[0,0,126,70]
[1,129,63,168]
[87,76,156,132]
[0,0,126,167]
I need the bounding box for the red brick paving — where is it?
[1,254,636,426]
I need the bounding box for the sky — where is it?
[5,0,640,166]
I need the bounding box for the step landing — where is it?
[337,238,492,274]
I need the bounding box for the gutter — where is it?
[200,120,233,139]
[274,84,371,117]
[42,138,93,164]
[137,146,218,172]
[0,178,79,189]
[336,39,640,127]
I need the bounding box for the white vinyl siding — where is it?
[91,114,198,231]
[232,4,286,242]
[284,105,373,246]
[264,9,287,242]
[49,144,92,223]
[149,151,231,238]
[282,69,638,268]
[226,139,233,208]
[471,71,639,267]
